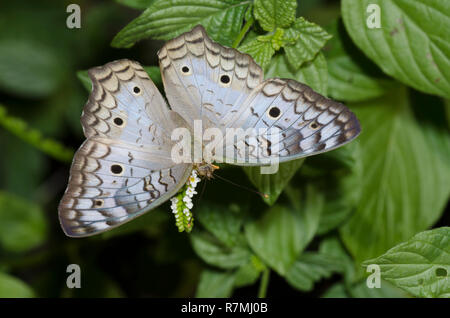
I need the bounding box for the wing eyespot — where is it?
[110,164,124,175]
[132,86,142,95]
[181,65,192,75]
[219,74,231,86]
[94,199,104,208]
[267,106,282,120]
[309,121,320,130]
[113,117,125,127]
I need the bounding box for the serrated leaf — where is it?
[340,87,450,263]
[238,36,275,70]
[342,0,450,98]
[190,232,251,269]
[363,227,450,298]
[243,159,304,205]
[195,269,235,297]
[266,53,328,95]
[325,19,394,102]
[0,191,47,253]
[253,0,297,31]
[111,0,250,48]
[245,188,323,276]
[285,252,345,292]
[284,17,332,69]
[0,272,35,297]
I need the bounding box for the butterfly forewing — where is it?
[158,25,264,131]
[157,25,360,165]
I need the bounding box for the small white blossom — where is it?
[185,187,197,198]
[183,195,192,204]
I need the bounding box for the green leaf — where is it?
[285,252,345,292]
[0,191,47,253]
[243,159,304,205]
[253,0,297,31]
[284,17,332,69]
[363,227,450,298]
[115,0,156,10]
[195,269,235,297]
[190,232,251,269]
[340,87,450,263]
[196,203,245,247]
[238,36,275,70]
[111,0,250,48]
[266,53,328,95]
[0,272,35,297]
[77,66,162,93]
[325,19,394,102]
[342,0,450,98]
[245,188,323,275]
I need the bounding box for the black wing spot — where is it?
[268,106,281,119]
[111,164,123,175]
[113,117,124,126]
[220,74,230,84]
[133,86,141,94]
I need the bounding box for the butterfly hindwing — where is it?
[59,138,191,237]
[59,60,192,237]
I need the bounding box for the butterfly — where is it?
[58,25,361,237]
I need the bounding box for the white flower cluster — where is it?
[170,169,201,227]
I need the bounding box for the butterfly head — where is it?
[194,162,219,179]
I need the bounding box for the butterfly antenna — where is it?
[198,177,208,202]
[213,173,269,199]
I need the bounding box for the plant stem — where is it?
[258,268,270,298]
[232,17,254,48]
